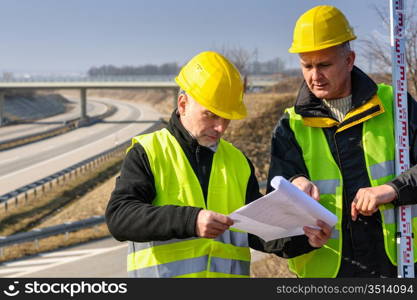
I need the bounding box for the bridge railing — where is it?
[0,75,176,83]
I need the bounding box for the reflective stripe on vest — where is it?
[128,255,209,278]
[370,160,395,180]
[126,129,251,278]
[313,179,340,195]
[286,84,417,277]
[383,206,417,225]
[210,257,250,275]
[128,255,251,278]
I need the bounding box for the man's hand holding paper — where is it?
[229,176,337,243]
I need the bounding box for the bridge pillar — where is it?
[0,91,4,127]
[80,88,88,122]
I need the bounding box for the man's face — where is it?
[178,93,230,147]
[299,45,355,100]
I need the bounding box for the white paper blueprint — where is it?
[229,176,337,241]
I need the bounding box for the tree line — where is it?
[87,63,180,77]
[87,57,286,77]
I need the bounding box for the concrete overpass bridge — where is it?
[0,77,276,126]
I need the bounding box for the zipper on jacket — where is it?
[195,144,202,185]
[195,144,208,206]
[332,129,355,251]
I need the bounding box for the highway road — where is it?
[0,97,163,195]
[0,237,127,278]
[0,237,269,278]
[0,95,166,278]
[0,98,108,144]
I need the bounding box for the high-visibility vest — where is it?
[126,128,251,278]
[286,84,417,277]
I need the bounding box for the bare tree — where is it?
[216,45,255,76]
[361,1,417,97]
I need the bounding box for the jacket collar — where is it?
[167,109,199,149]
[294,66,384,132]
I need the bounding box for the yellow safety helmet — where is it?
[289,5,356,53]
[175,51,247,120]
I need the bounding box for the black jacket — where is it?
[106,110,266,250]
[267,66,417,277]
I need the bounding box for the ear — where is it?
[177,93,188,116]
[347,51,356,72]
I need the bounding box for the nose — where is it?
[311,67,322,81]
[213,118,230,134]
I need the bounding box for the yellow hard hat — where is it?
[289,5,357,53]
[175,51,247,120]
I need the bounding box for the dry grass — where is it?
[251,254,296,278]
[224,92,296,181]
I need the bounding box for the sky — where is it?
[0,0,395,74]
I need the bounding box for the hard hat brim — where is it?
[289,35,356,53]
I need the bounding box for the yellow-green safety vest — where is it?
[286,84,417,278]
[126,128,251,278]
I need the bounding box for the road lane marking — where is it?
[2,257,64,267]
[0,156,20,164]
[40,247,121,257]
[2,244,127,278]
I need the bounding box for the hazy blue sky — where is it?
[0,0,395,74]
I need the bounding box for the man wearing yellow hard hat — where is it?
[106,51,271,277]
[267,5,417,277]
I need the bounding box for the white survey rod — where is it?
[390,0,415,278]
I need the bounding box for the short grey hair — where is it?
[178,89,187,97]
[338,41,353,58]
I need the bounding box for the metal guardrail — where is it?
[0,121,78,151]
[0,145,122,211]
[0,103,117,150]
[0,216,105,249]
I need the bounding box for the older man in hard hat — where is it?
[267,5,417,278]
[106,51,268,278]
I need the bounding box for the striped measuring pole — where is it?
[390,0,415,278]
